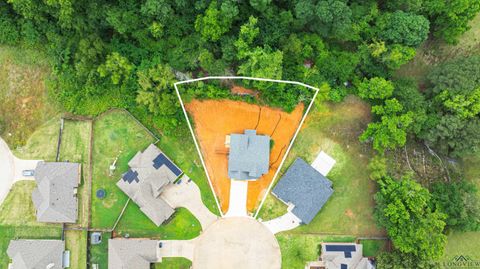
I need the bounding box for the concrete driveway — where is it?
[157,239,195,262]
[261,211,301,234]
[0,137,41,205]
[161,175,218,230]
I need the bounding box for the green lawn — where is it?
[359,239,388,257]
[60,120,92,227]
[91,110,156,229]
[277,234,356,269]
[88,232,111,268]
[155,258,192,269]
[157,134,219,215]
[0,225,63,268]
[114,206,201,239]
[0,45,59,148]
[65,230,87,269]
[0,181,61,228]
[258,96,382,236]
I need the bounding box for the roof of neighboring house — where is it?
[117,144,181,226]
[32,162,80,223]
[228,129,270,180]
[7,239,65,269]
[272,158,333,224]
[108,239,158,269]
[320,243,373,269]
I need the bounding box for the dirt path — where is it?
[185,99,304,213]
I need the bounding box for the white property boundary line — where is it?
[174,76,320,218]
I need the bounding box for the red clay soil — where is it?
[230,86,259,97]
[186,99,304,214]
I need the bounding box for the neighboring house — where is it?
[226,129,270,180]
[32,162,81,223]
[305,243,375,269]
[272,158,334,224]
[7,239,66,269]
[108,239,159,269]
[117,144,182,226]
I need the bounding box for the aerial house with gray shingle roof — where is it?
[272,158,334,224]
[108,239,159,269]
[117,144,182,226]
[32,162,81,223]
[7,239,66,269]
[226,129,270,180]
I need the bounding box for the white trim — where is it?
[173,76,320,218]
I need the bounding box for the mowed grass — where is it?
[91,110,156,229]
[0,45,59,147]
[0,225,62,268]
[114,206,201,239]
[258,96,382,236]
[277,234,356,269]
[0,180,61,228]
[13,116,60,160]
[359,239,388,257]
[155,258,192,269]
[59,120,92,227]
[65,230,87,269]
[89,232,111,268]
[157,134,219,215]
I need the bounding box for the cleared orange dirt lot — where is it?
[186,99,304,213]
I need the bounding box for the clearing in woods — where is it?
[185,99,304,213]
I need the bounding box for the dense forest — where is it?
[1,0,480,267]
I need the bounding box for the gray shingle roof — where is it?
[32,162,80,223]
[228,129,270,180]
[117,144,181,226]
[272,158,333,224]
[108,239,158,269]
[7,239,65,269]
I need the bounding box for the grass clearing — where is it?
[258,96,382,236]
[277,233,356,269]
[0,45,59,148]
[88,232,111,268]
[91,110,156,229]
[65,230,87,269]
[155,258,192,269]
[0,225,62,268]
[114,206,201,239]
[13,116,59,160]
[395,13,480,86]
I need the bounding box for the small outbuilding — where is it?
[227,129,270,180]
[272,158,334,224]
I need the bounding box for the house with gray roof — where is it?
[117,144,182,226]
[108,239,159,269]
[32,162,80,223]
[7,239,66,269]
[306,243,374,269]
[272,158,334,224]
[227,129,270,180]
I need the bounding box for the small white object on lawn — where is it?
[311,151,336,176]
